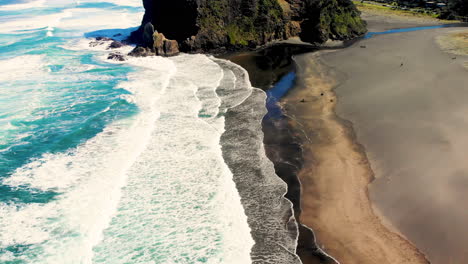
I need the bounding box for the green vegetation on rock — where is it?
[131,0,367,53]
[319,0,367,38]
[300,0,367,43]
[195,0,285,48]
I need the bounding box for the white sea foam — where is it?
[0,55,49,137]
[78,0,142,7]
[0,55,47,81]
[0,0,46,11]
[0,11,73,34]
[1,1,255,263]
[91,54,254,264]
[60,37,134,54]
[1,55,176,263]
[1,51,255,264]
[0,7,142,35]
[58,8,143,32]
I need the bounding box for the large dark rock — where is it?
[129,0,367,54]
[153,31,180,56]
[128,46,154,57]
[130,23,180,57]
[162,38,179,56]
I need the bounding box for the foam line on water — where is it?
[58,8,143,32]
[0,11,72,34]
[0,55,49,142]
[1,54,176,263]
[0,0,46,11]
[91,54,254,264]
[210,58,253,112]
[0,7,143,35]
[0,55,47,81]
[215,59,302,263]
[1,2,258,263]
[78,0,142,7]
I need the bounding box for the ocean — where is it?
[0,0,299,263]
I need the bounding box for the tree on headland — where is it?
[448,0,468,16]
[440,0,468,19]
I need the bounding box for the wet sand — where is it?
[282,54,428,264]
[283,11,468,264]
[225,45,338,264]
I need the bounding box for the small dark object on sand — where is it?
[108,52,126,61]
[400,63,404,67]
[330,99,334,102]
[108,40,124,49]
[452,57,457,60]
[320,92,324,96]
[300,99,306,103]
[360,45,366,48]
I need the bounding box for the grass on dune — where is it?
[353,1,443,20]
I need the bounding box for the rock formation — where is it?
[129,22,180,56]
[108,52,126,61]
[129,0,366,54]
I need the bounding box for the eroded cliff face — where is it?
[129,0,366,54]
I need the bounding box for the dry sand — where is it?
[437,29,468,69]
[282,11,468,264]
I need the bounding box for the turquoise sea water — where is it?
[0,1,256,263]
[0,1,141,204]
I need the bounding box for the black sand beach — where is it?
[223,11,467,262]
[281,9,468,264]
[325,23,468,263]
[224,45,338,264]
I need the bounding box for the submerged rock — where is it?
[129,0,367,54]
[90,37,126,49]
[128,46,153,57]
[95,36,112,41]
[108,40,124,49]
[107,52,126,61]
[89,37,112,47]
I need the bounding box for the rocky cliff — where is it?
[129,0,367,55]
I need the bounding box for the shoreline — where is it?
[282,52,429,264]
[321,22,468,263]
[281,8,468,263]
[224,45,339,264]
[222,9,466,262]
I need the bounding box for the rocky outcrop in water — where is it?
[129,22,180,56]
[129,0,367,55]
[108,52,126,61]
